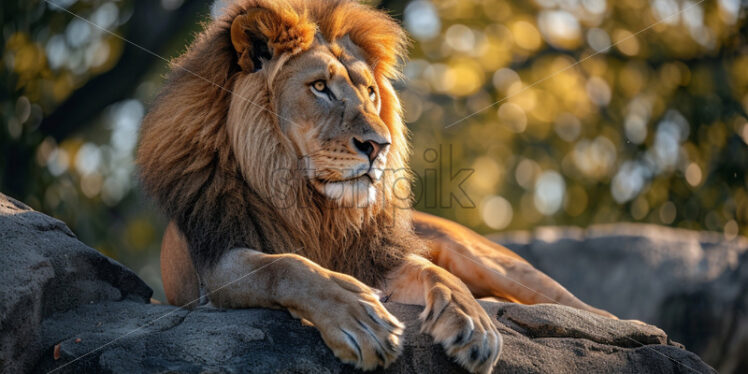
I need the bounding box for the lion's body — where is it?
[138,0,416,286]
[139,1,613,372]
[161,211,614,313]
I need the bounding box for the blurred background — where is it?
[1,0,746,351]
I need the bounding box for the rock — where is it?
[0,193,716,373]
[657,250,748,373]
[34,300,715,374]
[0,194,152,374]
[491,224,747,373]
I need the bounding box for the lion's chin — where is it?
[318,177,378,207]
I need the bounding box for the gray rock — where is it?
[0,194,152,373]
[657,251,748,373]
[491,224,748,373]
[0,193,716,373]
[35,300,715,374]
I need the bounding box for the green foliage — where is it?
[402,0,748,237]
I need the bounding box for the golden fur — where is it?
[141,1,613,372]
[138,0,416,286]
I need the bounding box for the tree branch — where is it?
[38,0,207,142]
[2,0,206,199]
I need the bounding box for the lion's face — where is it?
[273,38,392,206]
[218,2,408,211]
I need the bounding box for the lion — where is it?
[137,1,614,372]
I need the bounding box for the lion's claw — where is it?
[308,274,404,371]
[420,285,502,374]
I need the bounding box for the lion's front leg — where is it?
[385,254,502,374]
[202,248,404,371]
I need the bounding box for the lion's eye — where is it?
[368,87,376,102]
[312,80,327,92]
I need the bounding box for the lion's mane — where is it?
[137,0,423,286]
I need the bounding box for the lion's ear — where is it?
[230,8,275,72]
[231,7,315,73]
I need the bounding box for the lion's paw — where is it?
[420,284,502,374]
[309,273,404,371]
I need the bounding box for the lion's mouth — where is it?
[315,166,383,186]
[317,173,373,185]
[312,170,380,206]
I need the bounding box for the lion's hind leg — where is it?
[432,239,616,318]
[413,212,616,319]
[160,222,201,308]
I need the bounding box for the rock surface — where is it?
[0,193,716,373]
[0,194,152,374]
[492,224,748,373]
[34,300,712,374]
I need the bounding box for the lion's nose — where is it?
[352,137,390,162]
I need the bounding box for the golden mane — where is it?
[137,0,421,286]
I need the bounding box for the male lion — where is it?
[138,0,613,372]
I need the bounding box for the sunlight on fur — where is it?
[141,1,614,373]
